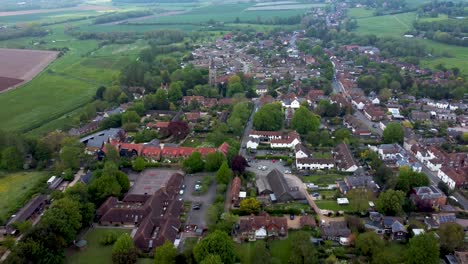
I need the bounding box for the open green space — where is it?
[353,11,416,37]
[302,174,344,186]
[0,171,48,224]
[350,8,468,74]
[66,228,132,264]
[135,3,306,24]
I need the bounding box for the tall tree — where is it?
[215,161,232,185]
[168,121,189,140]
[376,190,405,216]
[230,155,247,174]
[200,254,223,264]
[154,241,177,264]
[41,198,82,244]
[291,106,320,134]
[396,166,429,194]
[205,152,226,172]
[193,230,236,264]
[112,234,138,264]
[383,122,404,144]
[253,103,283,131]
[289,231,317,264]
[0,146,23,171]
[168,82,183,103]
[355,232,384,257]
[183,152,205,173]
[438,223,464,253]
[239,198,261,214]
[406,234,439,264]
[251,240,271,264]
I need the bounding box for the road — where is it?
[239,99,258,157]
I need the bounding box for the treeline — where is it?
[418,1,468,17]
[93,10,153,24]
[234,15,302,25]
[0,25,48,41]
[413,19,468,46]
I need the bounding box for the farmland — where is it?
[348,8,468,74]
[0,1,311,134]
[0,48,58,92]
[0,171,48,224]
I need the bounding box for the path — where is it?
[392,14,410,29]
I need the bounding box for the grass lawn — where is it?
[315,200,353,212]
[235,230,310,263]
[347,8,375,18]
[66,228,132,264]
[0,171,48,224]
[302,174,345,186]
[353,11,416,37]
[268,202,313,213]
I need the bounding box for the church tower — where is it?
[209,57,216,87]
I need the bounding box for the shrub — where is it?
[100,231,119,245]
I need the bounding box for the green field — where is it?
[235,230,309,263]
[350,8,468,74]
[353,11,416,37]
[66,228,132,264]
[0,171,48,224]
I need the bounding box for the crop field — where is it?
[245,3,325,11]
[347,7,375,18]
[353,11,416,37]
[0,48,58,92]
[135,3,307,24]
[0,171,48,224]
[0,5,116,17]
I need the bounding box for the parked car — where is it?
[179,189,184,195]
[192,203,202,210]
[290,214,295,220]
[312,193,320,197]
[284,170,291,174]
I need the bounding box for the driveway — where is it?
[181,174,216,228]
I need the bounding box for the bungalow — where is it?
[237,213,288,242]
[337,175,378,194]
[249,130,283,141]
[296,158,334,170]
[80,128,123,154]
[391,220,407,241]
[334,143,358,172]
[320,221,351,245]
[185,112,201,123]
[256,169,304,202]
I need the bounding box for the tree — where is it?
[251,241,271,264]
[193,230,235,264]
[168,121,189,140]
[104,86,122,103]
[183,152,205,173]
[291,106,320,134]
[396,166,429,194]
[379,88,392,102]
[376,190,405,216]
[41,198,82,244]
[168,82,183,103]
[132,157,146,172]
[200,255,222,264]
[438,223,464,253]
[154,240,177,264]
[215,161,232,185]
[239,198,261,214]
[1,146,23,170]
[112,233,138,264]
[355,232,384,257]
[333,128,351,143]
[375,165,396,190]
[230,155,247,174]
[121,111,140,124]
[205,152,226,172]
[60,143,82,170]
[88,162,129,203]
[406,234,439,264]
[155,89,169,110]
[105,144,120,163]
[95,86,106,100]
[253,103,283,131]
[289,231,317,264]
[383,122,404,144]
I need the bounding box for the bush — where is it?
[100,231,120,245]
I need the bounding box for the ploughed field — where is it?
[0,48,58,92]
